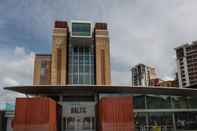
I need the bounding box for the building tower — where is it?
[51,21,68,85]
[33,21,111,85]
[95,23,111,85]
[33,54,51,85]
[175,41,197,88]
[131,64,156,86]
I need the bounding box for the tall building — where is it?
[175,41,197,88]
[131,64,157,86]
[33,21,111,85]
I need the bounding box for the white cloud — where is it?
[1,0,197,86]
[3,78,19,86]
[0,46,34,102]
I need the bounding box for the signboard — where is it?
[60,102,95,131]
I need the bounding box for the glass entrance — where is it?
[148,112,173,131]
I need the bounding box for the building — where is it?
[3,21,197,131]
[159,80,177,87]
[175,41,197,88]
[131,64,157,86]
[149,78,163,86]
[33,21,111,85]
[149,78,178,87]
[5,85,197,131]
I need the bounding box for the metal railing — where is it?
[135,126,174,131]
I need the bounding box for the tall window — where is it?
[68,45,95,85]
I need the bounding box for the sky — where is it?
[1,0,197,101]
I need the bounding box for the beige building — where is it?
[159,80,177,87]
[131,64,157,86]
[33,21,111,85]
[175,41,197,88]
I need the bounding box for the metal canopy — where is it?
[4,85,197,96]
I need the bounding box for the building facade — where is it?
[175,41,197,88]
[5,85,197,131]
[3,20,197,131]
[131,64,157,86]
[33,21,111,85]
[159,80,177,87]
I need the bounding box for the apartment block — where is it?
[176,41,197,88]
[131,64,157,86]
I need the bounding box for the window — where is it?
[172,96,188,109]
[40,62,46,77]
[133,95,146,109]
[72,22,91,37]
[175,112,197,130]
[147,95,171,109]
[68,45,95,85]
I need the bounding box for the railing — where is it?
[135,126,174,131]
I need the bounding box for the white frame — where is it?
[70,20,93,38]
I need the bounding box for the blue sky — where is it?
[1,0,197,101]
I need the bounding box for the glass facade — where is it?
[147,95,171,109]
[72,22,91,37]
[100,94,197,131]
[133,95,146,109]
[133,95,197,131]
[175,112,197,130]
[68,43,95,85]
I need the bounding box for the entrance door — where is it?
[61,102,95,131]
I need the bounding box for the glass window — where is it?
[175,112,197,130]
[66,117,75,130]
[83,117,91,129]
[84,48,89,54]
[187,96,197,108]
[73,75,78,84]
[91,65,94,72]
[79,74,83,84]
[68,74,73,84]
[148,112,173,130]
[171,96,188,109]
[79,56,83,64]
[79,48,83,55]
[73,47,78,53]
[83,74,89,84]
[79,65,83,73]
[90,56,94,64]
[84,65,89,73]
[40,62,46,76]
[73,56,78,64]
[90,74,95,84]
[133,95,146,109]
[134,112,147,130]
[73,65,78,73]
[72,22,91,37]
[147,95,171,109]
[68,45,95,85]
[84,56,89,64]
